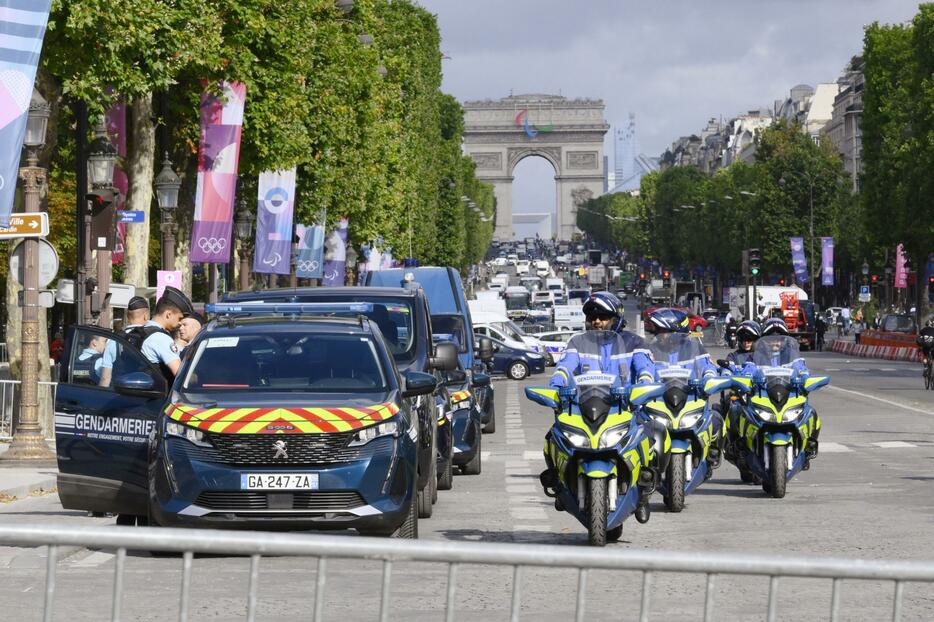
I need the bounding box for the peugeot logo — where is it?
[273,439,288,459]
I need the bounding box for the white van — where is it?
[553,305,586,331]
[516,259,531,275]
[470,310,552,365]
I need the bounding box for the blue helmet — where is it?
[647,307,690,333]
[761,318,790,336]
[582,291,625,332]
[736,320,762,342]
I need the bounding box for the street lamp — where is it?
[154,153,181,272]
[862,260,869,277]
[345,245,359,286]
[3,90,53,461]
[235,199,255,290]
[779,172,816,298]
[87,119,117,189]
[86,118,118,328]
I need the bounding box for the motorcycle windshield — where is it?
[649,333,707,370]
[566,330,629,359]
[753,335,801,370]
[571,371,616,421]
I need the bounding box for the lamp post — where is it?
[235,199,255,291]
[779,172,816,299]
[87,118,118,328]
[4,90,52,461]
[154,153,181,272]
[345,245,358,286]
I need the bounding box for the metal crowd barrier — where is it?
[1,524,932,622]
[0,379,57,438]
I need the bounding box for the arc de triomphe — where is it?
[463,94,609,241]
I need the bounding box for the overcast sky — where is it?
[416,0,922,237]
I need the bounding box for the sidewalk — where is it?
[0,441,58,502]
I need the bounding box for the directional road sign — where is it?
[0,213,49,239]
[119,211,145,223]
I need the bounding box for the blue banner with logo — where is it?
[295,223,324,279]
[0,1,52,227]
[820,237,834,286]
[322,218,349,287]
[790,237,808,284]
[253,168,295,275]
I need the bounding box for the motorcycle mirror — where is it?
[717,358,730,369]
[525,386,560,410]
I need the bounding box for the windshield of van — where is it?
[432,315,468,353]
[183,332,387,392]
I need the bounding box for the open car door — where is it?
[55,325,168,516]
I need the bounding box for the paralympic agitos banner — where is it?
[821,237,834,286]
[253,168,296,276]
[322,218,349,287]
[0,0,52,227]
[790,237,808,284]
[191,81,246,264]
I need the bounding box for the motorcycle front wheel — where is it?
[587,478,607,547]
[665,454,686,512]
[765,445,788,499]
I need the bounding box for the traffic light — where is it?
[928,275,934,287]
[749,248,761,276]
[662,270,670,279]
[639,272,646,280]
[871,274,879,284]
[87,189,118,250]
[779,278,785,286]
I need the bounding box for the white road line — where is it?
[481,451,491,461]
[826,385,934,416]
[825,368,840,372]
[523,450,542,461]
[820,442,853,453]
[513,524,553,532]
[71,551,114,567]
[873,441,917,449]
[506,484,538,494]
[506,439,526,445]
[510,508,549,520]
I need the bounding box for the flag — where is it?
[790,237,808,284]
[322,218,349,287]
[191,81,246,263]
[295,223,324,279]
[0,0,52,227]
[820,237,834,286]
[895,244,908,289]
[252,168,296,275]
[106,99,128,265]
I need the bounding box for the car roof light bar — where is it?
[206,302,375,315]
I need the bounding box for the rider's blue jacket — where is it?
[551,333,655,387]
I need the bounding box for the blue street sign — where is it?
[119,211,145,223]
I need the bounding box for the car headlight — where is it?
[349,419,400,446]
[165,420,212,447]
[558,425,590,448]
[781,407,804,422]
[527,353,543,360]
[679,409,704,429]
[752,404,775,422]
[598,423,630,449]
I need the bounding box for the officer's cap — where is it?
[127,296,149,311]
[157,286,194,316]
[183,311,206,326]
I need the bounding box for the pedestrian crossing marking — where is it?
[820,442,853,453]
[873,441,916,449]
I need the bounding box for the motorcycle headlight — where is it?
[165,420,212,447]
[752,404,775,422]
[349,419,400,446]
[679,409,704,429]
[644,408,672,428]
[558,424,590,448]
[598,423,630,449]
[782,407,805,422]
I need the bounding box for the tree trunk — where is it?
[124,95,156,289]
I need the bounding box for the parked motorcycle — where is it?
[726,335,828,498]
[525,356,665,545]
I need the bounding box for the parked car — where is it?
[879,313,917,334]
[480,334,546,380]
[537,330,582,362]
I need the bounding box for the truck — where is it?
[469,292,507,317]
[647,278,671,305]
[503,285,531,321]
[728,285,815,349]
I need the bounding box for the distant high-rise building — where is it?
[614,113,637,182]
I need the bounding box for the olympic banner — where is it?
[295,223,324,279]
[790,237,808,284]
[820,237,834,286]
[252,168,295,275]
[895,243,908,289]
[191,81,246,263]
[322,218,349,287]
[106,98,128,264]
[0,0,52,227]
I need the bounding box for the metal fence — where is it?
[1,524,932,622]
[0,379,58,439]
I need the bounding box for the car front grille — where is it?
[201,433,391,466]
[195,491,366,512]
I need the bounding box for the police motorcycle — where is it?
[525,333,666,546]
[723,335,828,498]
[642,333,732,512]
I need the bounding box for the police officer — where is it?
[176,311,205,352]
[141,287,193,380]
[99,296,151,387]
[727,320,761,368]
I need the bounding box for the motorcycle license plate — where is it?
[240,473,318,490]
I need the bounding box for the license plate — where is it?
[240,473,318,490]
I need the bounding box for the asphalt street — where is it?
[0,307,932,621]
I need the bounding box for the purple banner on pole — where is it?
[295,223,324,279]
[0,0,52,227]
[253,168,296,276]
[820,237,834,286]
[790,237,808,284]
[895,244,908,289]
[191,82,246,264]
[322,218,349,287]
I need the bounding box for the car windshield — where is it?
[753,335,801,368]
[432,315,468,353]
[182,332,387,392]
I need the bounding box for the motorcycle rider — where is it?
[546,292,666,523]
[722,320,761,454]
[917,317,934,373]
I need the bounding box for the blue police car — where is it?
[54,303,437,536]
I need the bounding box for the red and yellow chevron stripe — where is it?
[164,402,400,435]
[449,390,471,404]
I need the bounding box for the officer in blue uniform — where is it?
[141,287,193,380]
[75,335,107,384]
[99,295,151,387]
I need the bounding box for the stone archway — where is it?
[463,94,609,241]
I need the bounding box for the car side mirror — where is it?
[472,372,491,388]
[477,337,495,362]
[114,372,165,399]
[431,342,458,372]
[403,371,437,398]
